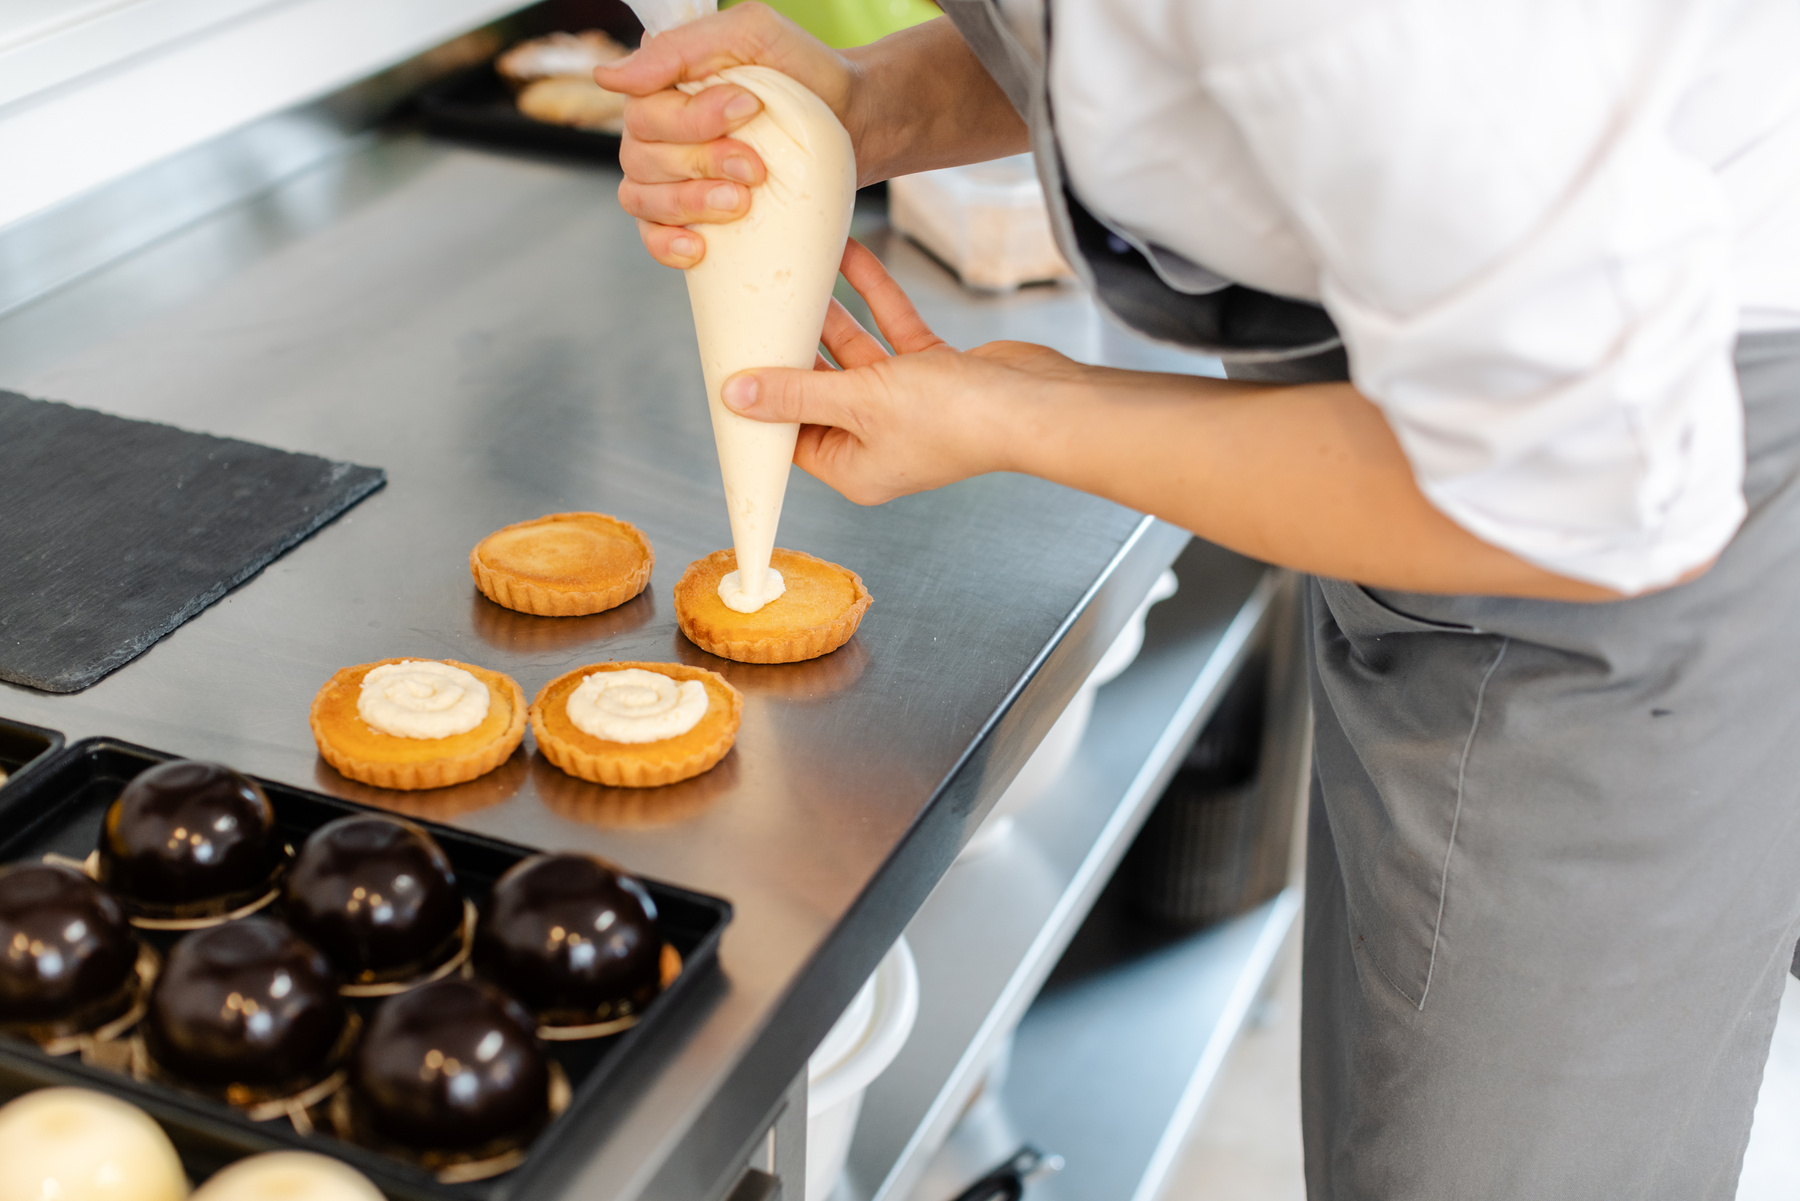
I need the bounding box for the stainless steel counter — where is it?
[0,130,1263,1200]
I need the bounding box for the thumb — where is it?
[722,367,859,429]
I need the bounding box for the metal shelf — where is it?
[839,542,1305,1201]
[912,888,1302,1201]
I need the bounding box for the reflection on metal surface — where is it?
[680,638,871,701]
[314,747,530,821]
[532,750,737,830]
[470,586,660,654]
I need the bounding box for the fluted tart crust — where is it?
[673,548,870,664]
[471,511,653,617]
[530,662,743,788]
[311,658,526,790]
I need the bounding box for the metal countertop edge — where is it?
[608,516,1193,1201]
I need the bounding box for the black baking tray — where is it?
[0,716,63,793]
[0,738,732,1199]
[417,65,623,164]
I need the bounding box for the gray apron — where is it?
[937,5,1800,1198]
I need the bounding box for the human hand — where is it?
[595,3,858,268]
[720,239,1092,505]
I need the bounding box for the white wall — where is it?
[0,0,530,230]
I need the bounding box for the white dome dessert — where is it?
[192,1152,383,1201]
[0,1087,189,1201]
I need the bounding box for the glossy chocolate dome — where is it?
[353,978,548,1150]
[97,761,281,909]
[283,816,462,981]
[0,863,137,1026]
[475,853,662,1023]
[143,918,344,1089]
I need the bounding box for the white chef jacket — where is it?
[998,0,1800,594]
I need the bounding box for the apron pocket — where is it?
[1308,577,1508,1007]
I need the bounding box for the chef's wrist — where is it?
[840,18,1026,187]
[981,367,1088,481]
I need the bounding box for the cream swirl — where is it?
[566,668,709,743]
[717,566,786,614]
[358,661,490,739]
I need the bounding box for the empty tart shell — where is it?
[530,662,743,788]
[311,659,526,790]
[674,548,870,664]
[471,511,653,617]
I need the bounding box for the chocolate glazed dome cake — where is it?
[97,760,282,913]
[143,918,345,1090]
[0,863,138,1030]
[352,978,549,1152]
[475,852,663,1025]
[283,815,463,983]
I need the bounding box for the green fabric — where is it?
[721,0,939,48]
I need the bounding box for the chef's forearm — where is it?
[842,18,1028,186]
[1011,374,1628,602]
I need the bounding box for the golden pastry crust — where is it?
[311,659,526,791]
[674,548,871,664]
[471,511,653,617]
[530,662,742,788]
[516,77,629,132]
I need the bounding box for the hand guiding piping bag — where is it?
[624,0,858,614]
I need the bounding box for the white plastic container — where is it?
[806,937,921,1201]
[959,570,1179,860]
[888,155,1075,293]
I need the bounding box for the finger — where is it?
[722,365,859,429]
[813,352,835,371]
[621,85,763,146]
[619,132,763,186]
[596,4,848,112]
[637,218,704,268]
[618,176,749,226]
[840,239,945,354]
[820,298,889,370]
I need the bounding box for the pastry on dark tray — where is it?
[283,815,470,992]
[96,760,286,925]
[0,1087,189,1201]
[495,31,633,135]
[337,978,563,1180]
[475,852,676,1036]
[140,918,350,1109]
[0,863,148,1048]
[516,77,629,133]
[495,30,630,86]
[190,1150,384,1201]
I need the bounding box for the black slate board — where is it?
[417,65,623,164]
[0,392,384,692]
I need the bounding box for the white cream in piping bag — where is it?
[566,668,709,742]
[679,65,857,613]
[358,661,489,739]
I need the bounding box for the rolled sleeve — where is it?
[1204,0,1747,594]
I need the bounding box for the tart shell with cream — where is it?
[311,659,526,791]
[531,663,742,789]
[674,548,870,664]
[471,512,653,617]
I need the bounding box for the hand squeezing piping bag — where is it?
[623,0,858,613]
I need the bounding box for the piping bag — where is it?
[625,0,858,613]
